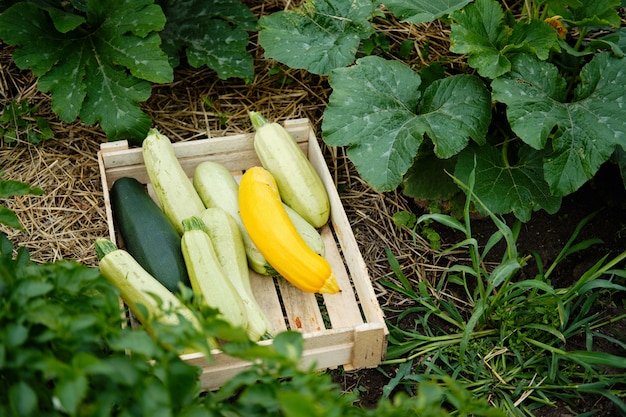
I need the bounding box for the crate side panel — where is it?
[344,322,388,370]
[97,151,118,244]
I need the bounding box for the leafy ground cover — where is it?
[1,0,625,415]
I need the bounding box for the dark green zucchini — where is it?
[110,176,189,293]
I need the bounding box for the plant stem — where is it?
[573,27,588,52]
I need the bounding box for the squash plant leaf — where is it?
[455,144,562,222]
[449,0,559,79]
[492,53,626,196]
[383,0,472,24]
[158,0,257,82]
[258,0,378,76]
[322,55,491,191]
[549,0,621,28]
[0,1,173,142]
[402,154,459,201]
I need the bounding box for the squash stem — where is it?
[95,238,118,260]
[249,111,269,130]
[259,332,274,341]
[182,216,208,233]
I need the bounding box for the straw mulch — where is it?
[0,1,457,306]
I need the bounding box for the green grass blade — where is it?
[417,213,467,234]
[460,298,485,360]
[564,350,626,368]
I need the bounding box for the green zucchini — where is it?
[200,207,274,341]
[142,128,205,235]
[110,177,189,293]
[181,216,248,331]
[95,238,218,351]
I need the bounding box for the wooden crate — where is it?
[97,118,388,390]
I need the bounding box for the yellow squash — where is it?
[239,166,340,294]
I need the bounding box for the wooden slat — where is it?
[97,150,118,244]
[277,278,325,332]
[319,225,364,329]
[99,120,309,171]
[249,272,287,333]
[184,327,357,391]
[100,143,308,186]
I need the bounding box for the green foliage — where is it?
[490,52,626,196]
[383,0,472,25]
[0,0,257,143]
[1,100,54,145]
[0,173,44,230]
[0,223,505,416]
[258,0,379,76]
[259,0,626,221]
[0,0,171,142]
[157,0,257,82]
[381,171,626,415]
[323,56,492,191]
[448,0,559,78]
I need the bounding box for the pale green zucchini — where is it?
[193,160,273,275]
[142,128,205,235]
[181,216,248,331]
[95,238,218,351]
[284,204,325,257]
[192,160,325,276]
[249,111,330,228]
[200,207,274,341]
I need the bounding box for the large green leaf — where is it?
[0,0,173,142]
[258,0,378,76]
[322,55,491,191]
[384,0,472,24]
[323,56,423,190]
[454,144,561,222]
[450,0,559,79]
[492,53,626,196]
[418,74,491,158]
[402,153,459,201]
[158,0,257,82]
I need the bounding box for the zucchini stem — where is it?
[95,238,118,260]
[182,216,208,233]
[249,111,269,130]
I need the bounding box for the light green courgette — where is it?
[249,111,330,228]
[193,160,325,276]
[200,207,274,341]
[95,238,217,351]
[181,216,248,331]
[142,128,205,235]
